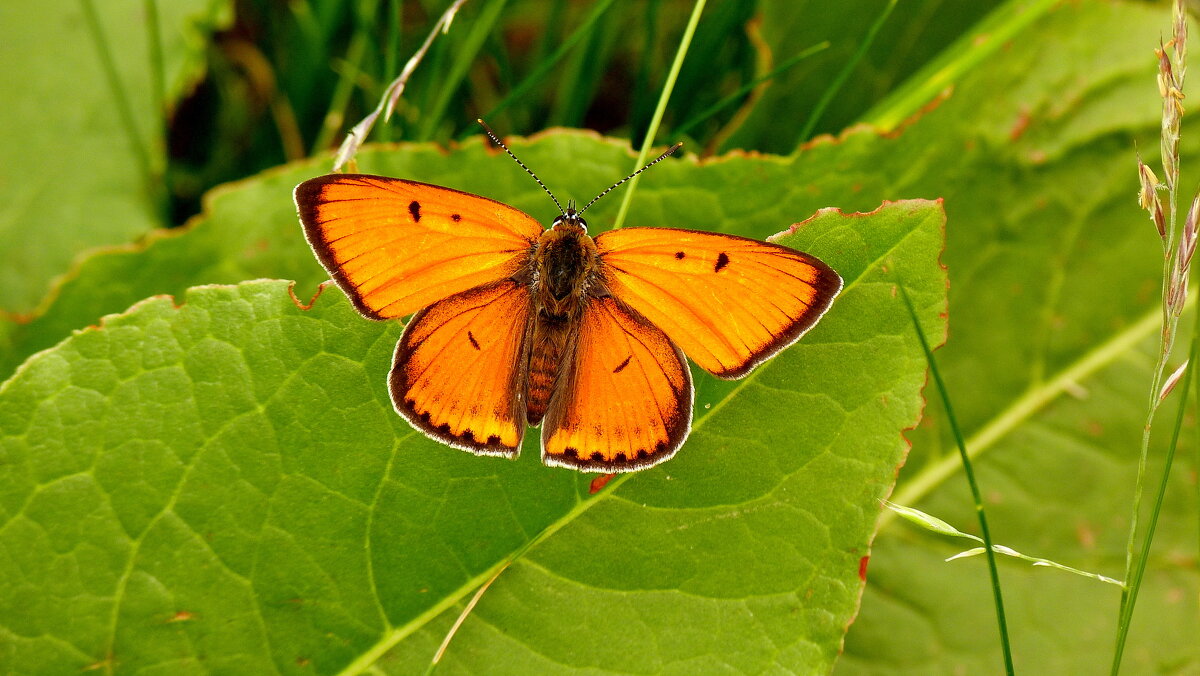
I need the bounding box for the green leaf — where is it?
[6,0,1196,669]
[0,131,904,382]
[0,0,232,316]
[837,1,1200,673]
[0,197,945,672]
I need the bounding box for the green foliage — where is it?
[0,0,231,316]
[3,0,1199,673]
[837,2,1200,673]
[729,0,1005,151]
[0,196,943,672]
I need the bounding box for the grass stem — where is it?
[674,41,829,140]
[1110,318,1195,674]
[418,0,508,141]
[797,0,895,144]
[611,0,706,230]
[479,0,617,126]
[1116,4,1191,668]
[894,269,1015,676]
[80,0,165,224]
[313,0,382,154]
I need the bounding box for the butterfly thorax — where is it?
[526,215,601,425]
[534,216,599,307]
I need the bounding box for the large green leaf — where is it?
[0,131,902,381]
[0,198,944,673]
[4,0,1196,670]
[836,0,1200,671]
[0,0,231,316]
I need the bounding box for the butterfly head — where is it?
[552,203,588,234]
[477,118,680,236]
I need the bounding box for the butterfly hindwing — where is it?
[297,167,843,472]
[295,174,542,319]
[541,295,692,472]
[594,227,843,379]
[390,279,535,456]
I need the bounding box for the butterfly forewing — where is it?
[296,164,843,473]
[541,295,692,472]
[295,174,542,319]
[594,228,843,379]
[390,280,535,456]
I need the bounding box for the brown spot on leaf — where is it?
[590,473,616,494]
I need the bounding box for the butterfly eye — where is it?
[550,212,588,233]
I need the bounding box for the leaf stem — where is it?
[611,0,706,230]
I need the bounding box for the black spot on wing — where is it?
[409,200,421,222]
[674,251,685,259]
[451,213,462,222]
[612,355,632,373]
[467,331,481,351]
[714,252,730,272]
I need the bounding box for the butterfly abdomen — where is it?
[525,224,599,425]
[526,310,571,424]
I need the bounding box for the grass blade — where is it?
[417,0,508,141]
[861,0,1059,132]
[312,0,383,154]
[611,0,707,230]
[80,0,164,223]
[379,0,403,143]
[796,0,896,145]
[479,0,618,126]
[674,41,828,140]
[1110,323,1197,674]
[894,268,1015,676]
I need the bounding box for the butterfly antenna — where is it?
[478,119,565,216]
[578,142,683,215]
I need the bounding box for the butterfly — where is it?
[293,126,842,472]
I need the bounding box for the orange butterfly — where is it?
[294,128,842,472]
